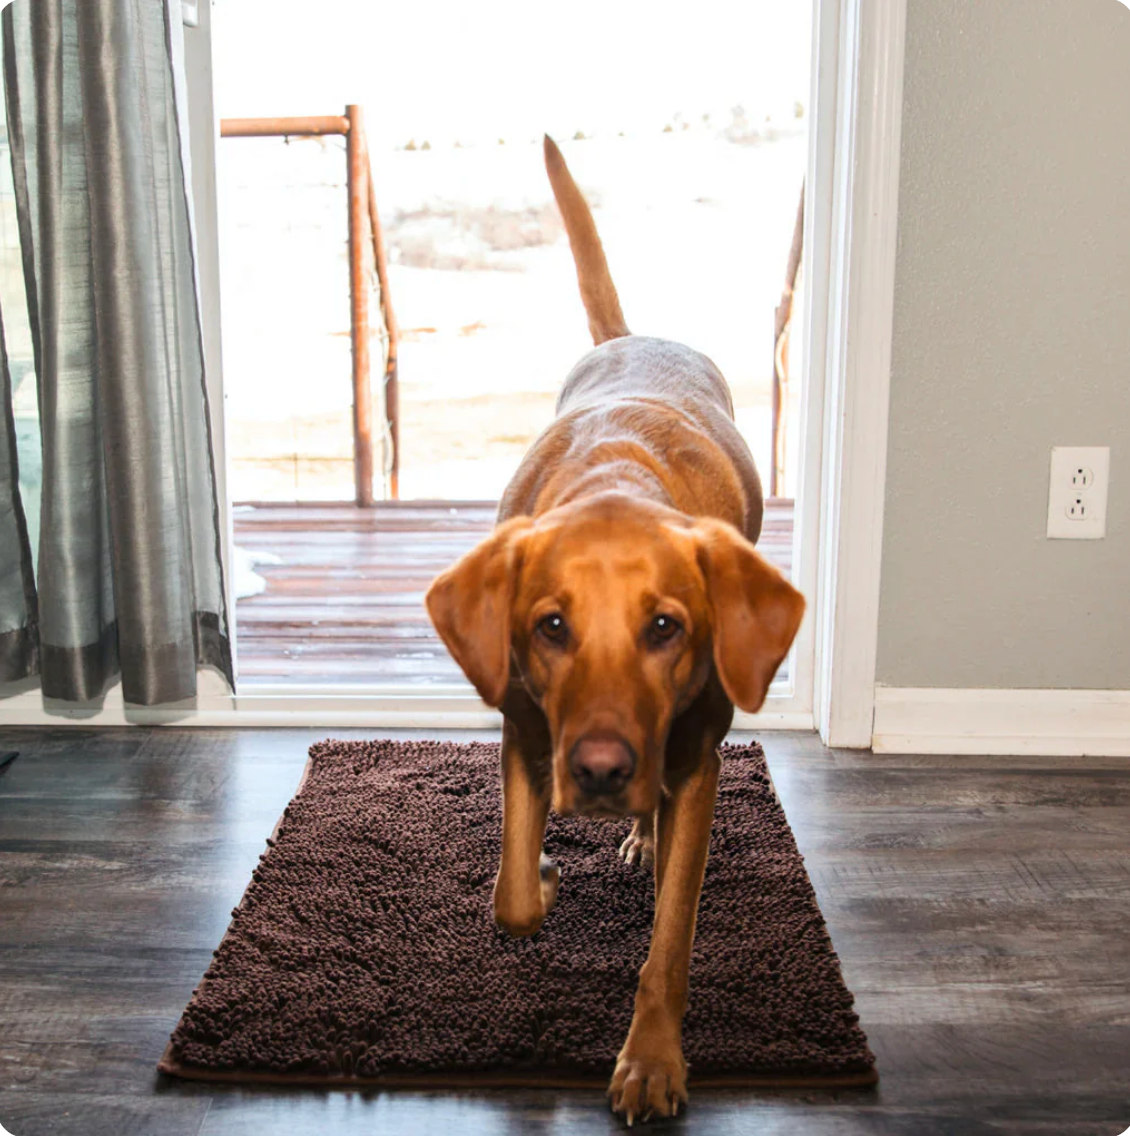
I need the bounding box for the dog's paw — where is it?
[608,1043,688,1125]
[493,854,559,937]
[618,821,654,869]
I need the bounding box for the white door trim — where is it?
[0,675,814,730]
[180,0,238,668]
[733,0,845,732]
[811,0,908,747]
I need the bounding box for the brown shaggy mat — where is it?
[159,740,876,1089]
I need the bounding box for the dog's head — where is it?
[426,494,804,817]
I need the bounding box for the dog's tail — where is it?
[543,135,630,345]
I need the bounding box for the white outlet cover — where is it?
[1047,446,1109,539]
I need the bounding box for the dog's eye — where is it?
[648,614,683,646]
[537,613,569,645]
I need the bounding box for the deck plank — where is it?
[233,500,795,687]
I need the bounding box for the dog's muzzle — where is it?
[568,731,636,801]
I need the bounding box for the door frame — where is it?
[0,0,907,736]
[809,0,907,746]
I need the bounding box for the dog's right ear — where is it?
[425,517,533,708]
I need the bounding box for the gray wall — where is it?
[876,0,1130,690]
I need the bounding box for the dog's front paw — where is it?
[608,1040,688,1125]
[618,820,654,869]
[493,853,559,937]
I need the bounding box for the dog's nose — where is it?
[569,733,636,797]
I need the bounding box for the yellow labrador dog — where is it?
[427,137,805,1123]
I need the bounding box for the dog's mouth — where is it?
[554,796,624,819]
[555,794,657,820]
[575,801,630,820]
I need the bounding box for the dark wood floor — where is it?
[232,500,796,686]
[0,728,1127,1135]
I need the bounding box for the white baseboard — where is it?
[0,683,501,729]
[873,687,1130,756]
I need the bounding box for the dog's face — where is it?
[426,495,804,817]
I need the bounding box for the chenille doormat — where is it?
[159,740,877,1089]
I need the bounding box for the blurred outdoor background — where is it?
[213,0,813,502]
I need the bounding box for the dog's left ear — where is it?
[425,517,533,708]
[692,518,806,714]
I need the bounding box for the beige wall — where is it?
[876,0,1130,690]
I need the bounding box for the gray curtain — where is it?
[0,295,38,681]
[0,0,233,705]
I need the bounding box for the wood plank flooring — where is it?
[232,500,796,686]
[0,728,1126,1135]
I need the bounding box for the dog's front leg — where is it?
[608,745,720,1122]
[493,718,558,937]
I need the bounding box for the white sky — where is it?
[213,0,813,150]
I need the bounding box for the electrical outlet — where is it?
[1047,446,1109,539]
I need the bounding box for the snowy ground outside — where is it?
[220,127,808,501]
[214,0,812,502]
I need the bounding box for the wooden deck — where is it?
[233,500,795,687]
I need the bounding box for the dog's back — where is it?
[521,138,764,542]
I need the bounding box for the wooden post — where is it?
[367,164,400,500]
[345,104,374,507]
[772,182,805,499]
[219,111,400,504]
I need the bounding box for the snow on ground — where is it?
[220,127,808,501]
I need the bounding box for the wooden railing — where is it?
[771,182,805,500]
[220,107,400,504]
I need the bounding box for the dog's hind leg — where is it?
[618,813,655,868]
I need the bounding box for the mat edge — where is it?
[156,754,318,1085]
[156,1054,879,1092]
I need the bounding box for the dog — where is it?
[426,136,806,1123]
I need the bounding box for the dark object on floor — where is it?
[0,752,19,776]
[159,739,876,1089]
